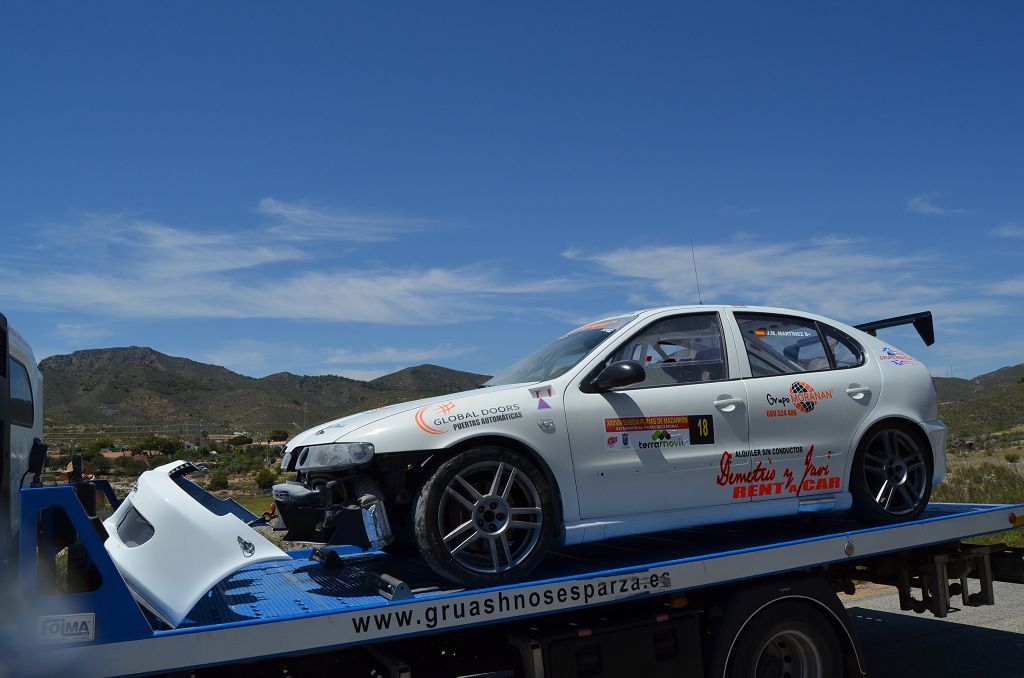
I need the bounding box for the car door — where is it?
[729,311,881,502]
[563,310,750,519]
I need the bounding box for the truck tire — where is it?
[726,600,842,678]
[414,446,555,587]
[850,421,933,525]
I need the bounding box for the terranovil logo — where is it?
[637,430,687,450]
[766,382,833,417]
[415,401,523,435]
[237,536,255,557]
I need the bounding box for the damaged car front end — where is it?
[273,441,393,550]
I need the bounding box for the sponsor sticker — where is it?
[879,346,920,366]
[415,401,524,435]
[537,398,552,410]
[39,614,95,644]
[765,381,833,417]
[717,445,840,499]
[604,415,714,445]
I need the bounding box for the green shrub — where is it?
[228,435,253,446]
[113,456,149,477]
[1006,453,1021,464]
[207,472,230,491]
[255,468,276,489]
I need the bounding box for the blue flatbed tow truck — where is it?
[9,481,1024,678]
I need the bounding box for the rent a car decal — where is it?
[717,445,840,499]
[415,401,524,435]
[604,414,714,449]
[765,381,833,417]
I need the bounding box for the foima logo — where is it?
[789,381,832,414]
[39,614,95,644]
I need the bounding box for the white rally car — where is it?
[275,306,946,587]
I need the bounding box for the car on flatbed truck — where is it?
[271,306,948,587]
[5,308,1024,678]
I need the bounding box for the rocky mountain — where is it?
[40,347,489,436]
[934,364,1024,438]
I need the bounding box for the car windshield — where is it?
[485,315,637,386]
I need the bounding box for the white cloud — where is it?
[259,197,422,242]
[325,344,473,365]
[906,192,964,215]
[985,276,1024,295]
[990,221,1024,239]
[564,237,1004,325]
[0,210,582,325]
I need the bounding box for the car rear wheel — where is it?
[850,423,932,524]
[414,446,555,587]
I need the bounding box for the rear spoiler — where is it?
[854,311,934,346]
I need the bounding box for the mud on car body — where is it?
[275,306,947,587]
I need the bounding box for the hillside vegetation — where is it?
[41,347,488,437]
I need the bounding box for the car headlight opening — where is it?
[296,442,375,472]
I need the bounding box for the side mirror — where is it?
[593,361,646,391]
[29,438,48,487]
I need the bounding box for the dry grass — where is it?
[934,455,1024,546]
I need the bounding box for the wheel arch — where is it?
[723,595,865,677]
[371,434,566,542]
[845,414,934,481]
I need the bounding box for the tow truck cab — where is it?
[1,311,46,548]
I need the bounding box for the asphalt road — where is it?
[845,581,1024,677]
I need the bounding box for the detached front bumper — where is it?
[272,481,392,550]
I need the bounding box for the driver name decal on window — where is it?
[604,414,714,450]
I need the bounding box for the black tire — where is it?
[726,601,843,678]
[849,421,933,525]
[414,446,556,587]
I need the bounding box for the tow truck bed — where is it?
[14,485,1024,676]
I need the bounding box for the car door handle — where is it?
[713,397,744,411]
[845,386,871,400]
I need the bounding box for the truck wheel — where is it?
[850,423,932,525]
[414,446,555,587]
[726,601,842,678]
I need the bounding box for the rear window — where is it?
[735,313,830,377]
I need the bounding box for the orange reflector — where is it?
[670,596,689,609]
[1010,512,1018,526]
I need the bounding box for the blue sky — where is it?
[2,2,1022,381]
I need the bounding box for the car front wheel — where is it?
[850,423,932,524]
[414,446,555,587]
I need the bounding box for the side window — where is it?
[822,324,864,369]
[735,313,830,377]
[10,357,34,427]
[608,313,727,388]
